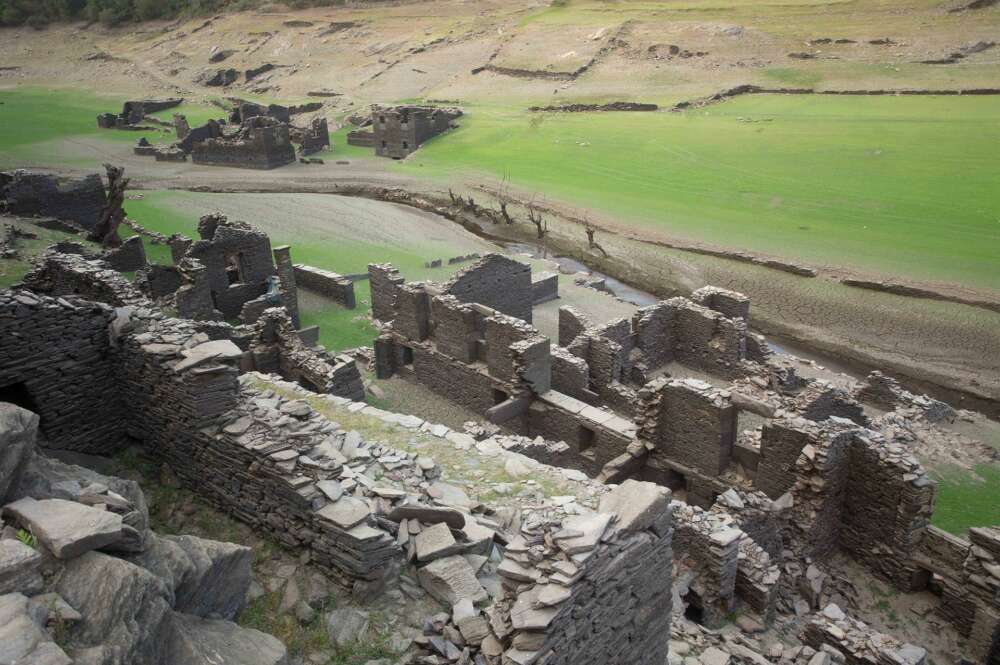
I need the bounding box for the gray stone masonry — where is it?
[192,116,296,170]
[272,246,300,329]
[442,253,533,323]
[0,290,126,453]
[638,377,737,477]
[181,215,276,319]
[558,305,591,347]
[1,171,108,230]
[294,265,356,309]
[371,105,462,159]
[531,271,559,305]
[491,480,674,665]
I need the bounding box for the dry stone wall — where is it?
[443,254,533,323]
[294,264,356,309]
[491,480,674,665]
[0,291,125,453]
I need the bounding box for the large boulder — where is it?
[163,612,289,665]
[54,551,172,665]
[0,403,37,502]
[3,497,124,559]
[127,533,251,619]
[10,453,150,553]
[0,592,72,664]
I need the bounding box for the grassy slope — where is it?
[398,96,1000,290]
[931,464,1000,536]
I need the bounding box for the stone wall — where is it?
[0,170,107,230]
[0,291,125,453]
[103,235,148,273]
[19,250,148,307]
[182,216,275,319]
[756,420,816,500]
[368,263,405,323]
[531,271,559,305]
[192,117,296,170]
[371,105,461,159]
[558,305,590,347]
[294,264,356,309]
[491,480,673,665]
[840,434,935,588]
[443,254,532,323]
[638,378,737,477]
[691,285,750,320]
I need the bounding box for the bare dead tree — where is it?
[527,197,548,239]
[495,172,515,225]
[583,213,609,258]
[89,164,129,248]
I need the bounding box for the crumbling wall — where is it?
[368,263,404,322]
[294,265,356,309]
[103,235,147,273]
[1,170,107,229]
[639,378,737,477]
[757,420,816,500]
[671,298,747,378]
[840,434,936,589]
[182,216,275,319]
[492,480,673,665]
[672,501,742,627]
[192,117,296,169]
[430,295,478,363]
[442,253,532,323]
[550,346,591,401]
[526,393,636,476]
[692,286,750,320]
[531,271,559,305]
[371,105,462,158]
[0,291,125,453]
[248,308,364,400]
[19,250,148,307]
[558,305,591,347]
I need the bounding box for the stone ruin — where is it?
[95,97,183,129]
[124,100,330,169]
[192,116,297,170]
[0,170,107,230]
[368,252,998,663]
[347,105,462,159]
[1,221,997,663]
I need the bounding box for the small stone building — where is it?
[371,105,462,159]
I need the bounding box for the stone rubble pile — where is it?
[411,480,674,665]
[0,402,288,665]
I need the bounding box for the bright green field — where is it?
[398,97,1000,290]
[930,464,1000,536]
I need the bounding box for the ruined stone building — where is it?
[365,105,463,159]
[368,253,1000,663]
[192,116,296,169]
[96,97,183,129]
[1,170,107,230]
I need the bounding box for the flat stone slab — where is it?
[598,479,670,534]
[3,497,123,559]
[417,555,488,607]
[315,497,370,530]
[553,513,612,555]
[415,522,461,562]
